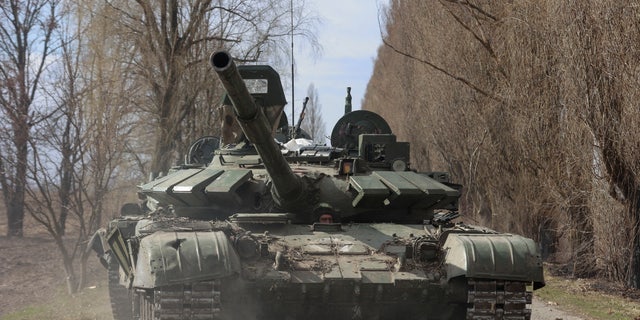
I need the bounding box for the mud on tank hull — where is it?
[101,218,543,320]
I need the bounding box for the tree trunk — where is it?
[78,250,91,292]
[150,117,175,177]
[54,235,79,294]
[7,132,27,237]
[149,73,181,176]
[628,197,640,289]
[7,199,24,237]
[7,112,29,237]
[630,232,640,288]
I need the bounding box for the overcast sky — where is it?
[288,0,389,142]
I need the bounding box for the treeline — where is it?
[363,0,640,288]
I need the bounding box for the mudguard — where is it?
[87,228,110,268]
[87,228,107,256]
[443,233,545,288]
[132,231,241,288]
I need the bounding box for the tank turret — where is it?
[210,51,306,209]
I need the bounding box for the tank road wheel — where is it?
[107,259,134,320]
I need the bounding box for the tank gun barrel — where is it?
[210,51,304,207]
[293,97,309,139]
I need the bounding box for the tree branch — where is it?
[381,37,503,103]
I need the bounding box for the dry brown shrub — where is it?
[365,0,640,286]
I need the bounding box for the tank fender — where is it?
[442,233,545,287]
[86,228,109,268]
[133,231,241,288]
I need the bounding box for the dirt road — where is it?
[532,296,585,320]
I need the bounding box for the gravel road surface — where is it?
[532,296,585,320]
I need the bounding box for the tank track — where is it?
[129,277,530,320]
[138,280,222,320]
[466,279,532,320]
[107,259,134,320]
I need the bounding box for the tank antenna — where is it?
[290,0,295,130]
[345,87,352,114]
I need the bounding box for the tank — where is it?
[89,51,544,320]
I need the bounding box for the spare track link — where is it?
[139,280,222,320]
[466,279,533,320]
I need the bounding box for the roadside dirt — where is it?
[0,235,65,315]
[532,297,586,320]
[0,214,109,318]
[0,235,108,315]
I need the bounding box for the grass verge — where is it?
[535,273,640,320]
[0,281,112,320]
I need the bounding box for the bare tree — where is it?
[301,83,325,143]
[25,4,87,291]
[24,1,142,293]
[103,0,320,177]
[0,0,59,237]
[564,1,640,288]
[364,0,640,288]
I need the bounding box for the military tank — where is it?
[89,51,544,320]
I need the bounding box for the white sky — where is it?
[287,0,389,142]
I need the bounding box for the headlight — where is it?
[235,234,259,260]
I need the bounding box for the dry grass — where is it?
[0,190,116,319]
[0,229,111,319]
[535,265,640,320]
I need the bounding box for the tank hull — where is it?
[102,218,542,320]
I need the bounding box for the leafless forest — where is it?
[363,0,640,288]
